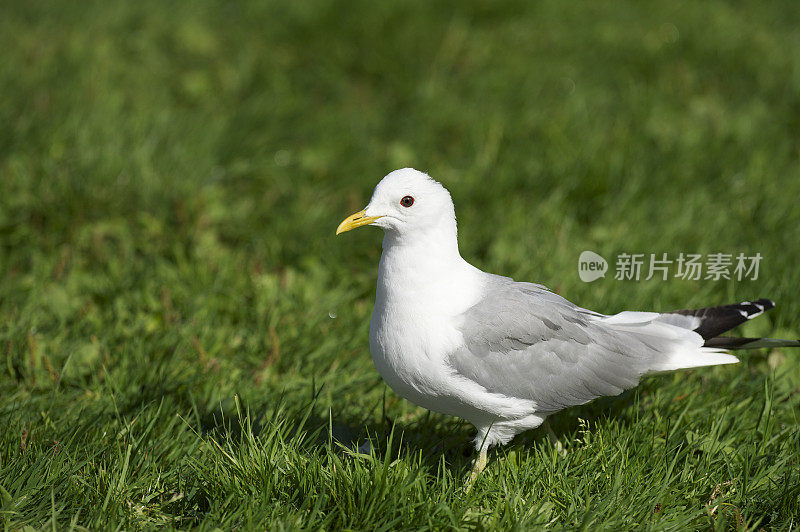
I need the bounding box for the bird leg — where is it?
[543,419,567,456]
[465,447,488,491]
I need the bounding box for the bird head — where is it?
[336,168,456,238]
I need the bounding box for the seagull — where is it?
[336,168,799,481]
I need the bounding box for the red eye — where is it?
[400,196,414,207]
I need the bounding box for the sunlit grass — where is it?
[1,0,799,528]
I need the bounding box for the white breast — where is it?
[368,237,485,416]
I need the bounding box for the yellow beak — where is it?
[336,209,383,235]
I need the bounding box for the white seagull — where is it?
[336,168,798,480]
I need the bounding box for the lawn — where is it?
[1,0,799,529]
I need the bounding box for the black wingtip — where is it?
[671,298,777,340]
[705,336,800,349]
[751,298,775,310]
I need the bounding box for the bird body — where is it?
[336,168,798,474]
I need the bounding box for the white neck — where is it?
[381,219,460,259]
[375,222,483,318]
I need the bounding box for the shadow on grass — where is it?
[193,390,476,474]
[187,382,645,478]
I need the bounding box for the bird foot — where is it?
[543,419,567,457]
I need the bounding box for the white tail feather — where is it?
[648,347,738,374]
[600,313,739,375]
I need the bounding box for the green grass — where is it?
[2,0,800,529]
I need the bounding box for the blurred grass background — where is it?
[1,0,799,528]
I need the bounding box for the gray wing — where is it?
[450,276,666,413]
